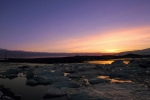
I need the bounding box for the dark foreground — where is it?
[0,59,150,100]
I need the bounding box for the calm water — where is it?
[0,63,68,100]
[87,58,150,64]
[0,77,68,100]
[86,59,130,64]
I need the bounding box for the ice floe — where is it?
[44,86,66,97]
[0,59,150,100]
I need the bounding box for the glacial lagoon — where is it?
[0,59,150,100]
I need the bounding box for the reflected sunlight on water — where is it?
[98,76,110,79]
[111,79,132,83]
[87,60,129,64]
[98,76,132,83]
[0,63,68,100]
[64,72,70,76]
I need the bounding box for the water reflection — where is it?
[111,79,132,83]
[64,72,70,76]
[0,77,68,100]
[98,76,109,79]
[0,77,47,100]
[0,63,68,100]
[98,76,132,83]
[87,60,129,64]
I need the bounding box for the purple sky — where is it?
[0,0,150,53]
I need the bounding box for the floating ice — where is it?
[6,68,18,74]
[1,96,13,100]
[0,91,3,97]
[64,72,70,76]
[1,62,150,100]
[63,67,76,73]
[1,68,18,79]
[5,74,18,79]
[128,59,150,68]
[26,68,34,80]
[67,74,82,79]
[88,78,110,84]
[51,81,80,88]
[67,93,102,100]
[44,86,66,97]
[111,60,125,65]
[26,79,38,85]
[109,72,130,80]
[34,76,53,84]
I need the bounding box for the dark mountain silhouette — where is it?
[118,48,150,56]
[0,48,115,58]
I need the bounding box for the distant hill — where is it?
[0,48,115,58]
[118,48,150,56]
[0,49,67,58]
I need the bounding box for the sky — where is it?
[0,0,150,53]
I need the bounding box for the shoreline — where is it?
[0,55,149,64]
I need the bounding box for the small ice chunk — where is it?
[26,69,34,80]
[5,74,18,79]
[67,74,82,79]
[6,68,18,74]
[26,79,38,85]
[88,78,110,84]
[67,93,101,100]
[34,76,53,84]
[0,91,3,97]
[51,81,80,88]
[44,86,66,97]
[111,60,125,65]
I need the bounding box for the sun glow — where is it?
[104,49,120,53]
[14,26,150,53]
[66,26,150,53]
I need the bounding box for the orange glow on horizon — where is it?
[14,26,150,53]
[104,49,121,53]
[66,26,150,53]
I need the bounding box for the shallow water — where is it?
[0,63,68,100]
[86,59,129,64]
[98,75,132,83]
[0,77,68,100]
[0,77,46,100]
[87,58,150,64]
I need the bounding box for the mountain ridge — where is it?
[118,48,150,55]
[1,48,150,58]
[0,48,115,58]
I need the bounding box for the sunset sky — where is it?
[0,0,150,53]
